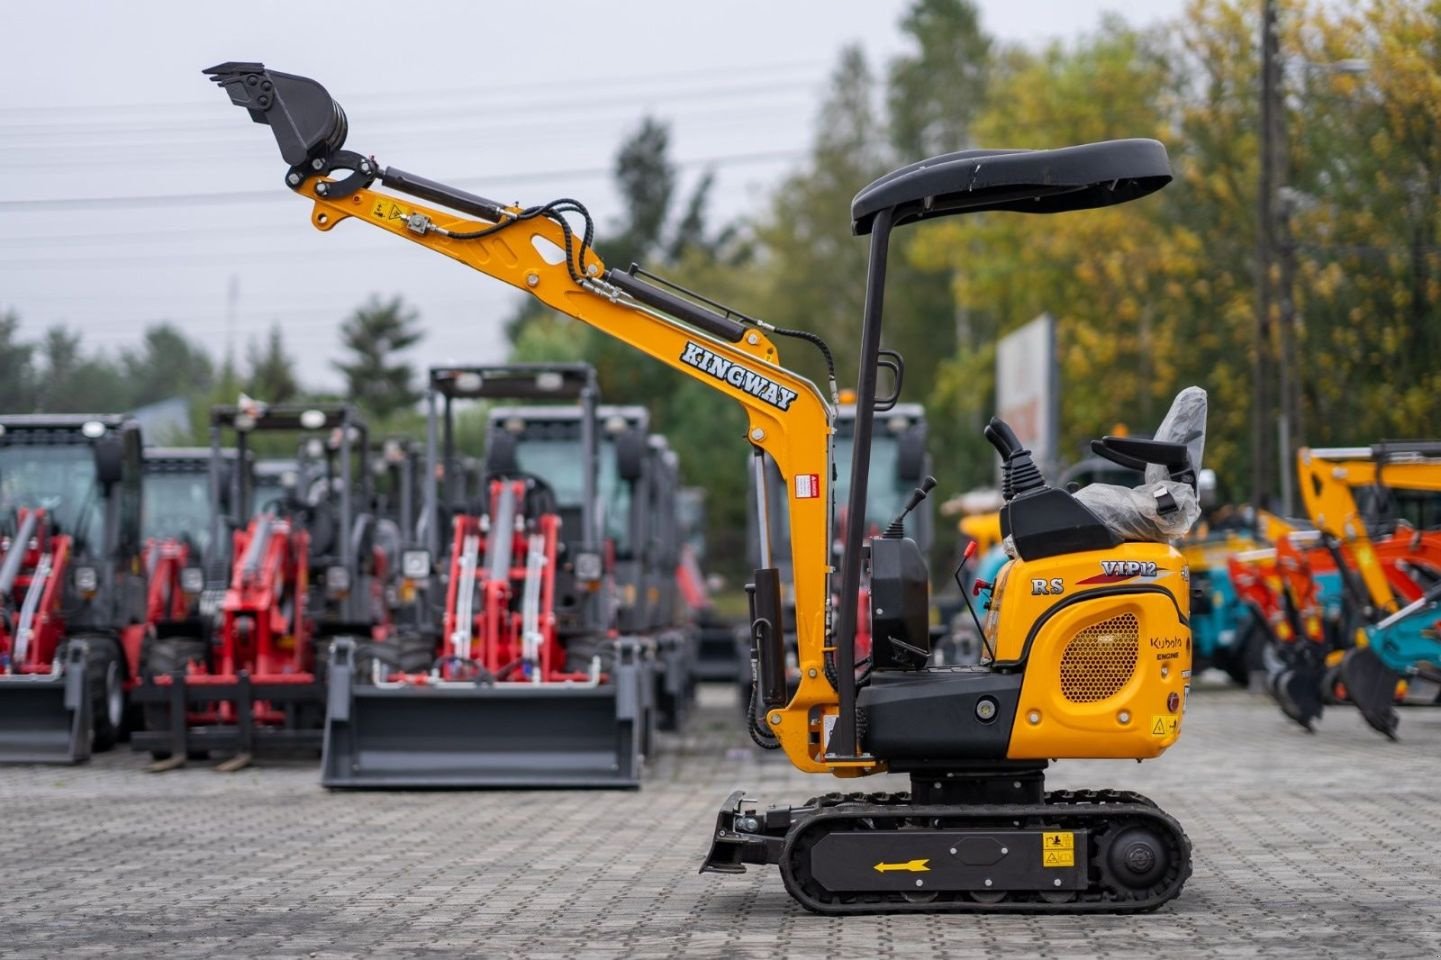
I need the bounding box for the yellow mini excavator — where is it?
[206,62,1204,913]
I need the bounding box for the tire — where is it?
[564,634,617,675]
[74,636,125,753]
[387,632,437,675]
[141,637,208,761]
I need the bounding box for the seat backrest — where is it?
[1073,387,1208,544]
[1147,386,1208,485]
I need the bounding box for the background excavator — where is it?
[1290,444,1441,737]
[488,386,701,729]
[740,401,936,713]
[210,61,1203,913]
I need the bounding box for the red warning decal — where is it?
[795,473,820,499]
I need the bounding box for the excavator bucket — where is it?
[321,639,655,788]
[203,62,348,167]
[0,644,90,764]
[1339,646,1401,739]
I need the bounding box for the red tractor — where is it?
[132,403,382,769]
[322,364,653,788]
[0,415,147,763]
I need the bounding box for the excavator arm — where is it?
[1297,445,1441,614]
[205,62,846,772]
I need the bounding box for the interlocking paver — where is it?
[0,684,1438,959]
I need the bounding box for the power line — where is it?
[0,148,803,213]
[0,60,827,119]
[0,103,813,171]
[4,78,820,140]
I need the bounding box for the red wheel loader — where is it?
[322,364,655,788]
[131,403,386,769]
[0,415,147,763]
[494,399,697,730]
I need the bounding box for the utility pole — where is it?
[225,273,240,382]
[1254,0,1280,509]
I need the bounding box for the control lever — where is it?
[952,540,991,660]
[883,476,936,539]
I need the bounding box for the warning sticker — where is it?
[1151,715,1180,737]
[1042,832,1075,867]
[795,473,820,499]
[371,200,408,221]
[1042,832,1074,850]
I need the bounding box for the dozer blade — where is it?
[0,647,90,764]
[321,642,654,789]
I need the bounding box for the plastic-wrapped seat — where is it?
[1074,386,1208,543]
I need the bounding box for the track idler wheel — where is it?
[1106,826,1168,890]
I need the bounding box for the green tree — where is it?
[334,295,424,420]
[35,325,130,413]
[887,0,992,159]
[0,310,37,411]
[752,45,890,388]
[608,116,676,268]
[246,324,300,404]
[121,322,216,409]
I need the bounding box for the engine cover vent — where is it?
[1059,613,1139,702]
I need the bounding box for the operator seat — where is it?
[1073,386,1208,544]
[991,387,1207,560]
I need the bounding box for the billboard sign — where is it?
[995,313,1059,478]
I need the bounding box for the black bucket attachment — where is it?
[693,617,743,682]
[203,62,348,167]
[1340,645,1401,740]
[321,638,655,789]
[0,644,90,764]
[129,670,326,765]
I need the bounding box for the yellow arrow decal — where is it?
[873,858,930,873]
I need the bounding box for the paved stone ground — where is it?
[0,681,1438,960]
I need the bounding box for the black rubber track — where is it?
[780,789,1191,915]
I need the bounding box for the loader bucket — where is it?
[0,645,91,764]
[321,640,654,789]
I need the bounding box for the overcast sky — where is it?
[0,0,1183,389]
